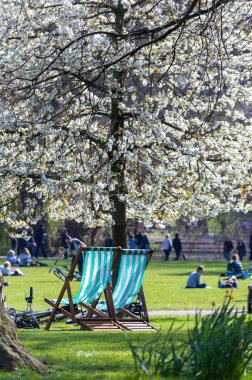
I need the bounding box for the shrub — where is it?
[129,297,252,380]
[188,301,252,380]
[128,323,186,378]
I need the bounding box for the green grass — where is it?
[3,258,251,311]
[0,316,191,380]
[144,259,250,311]
[1,259,252,379]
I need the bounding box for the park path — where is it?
[149,309,246,316]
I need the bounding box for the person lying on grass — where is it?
[186,265,207,288]
[0,261,23,276]
[218,275,238,288]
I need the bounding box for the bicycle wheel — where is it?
[33,309,52,319]
[54,269,67,281]
[16,315,40,329]
[72,271,82,281]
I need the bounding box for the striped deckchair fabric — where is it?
[45,246,155,331]
[97,248,156,331]
[98,249,150,310]
[60,247,116,305]
[45,246,121,331]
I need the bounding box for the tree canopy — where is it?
[0,0,251,243]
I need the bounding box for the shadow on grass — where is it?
[18,329,161,377]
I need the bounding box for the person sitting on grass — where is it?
[19,247,32,267]
[226,253,244,279]
[0,272,6,305]
[0,261,12,276]
[186,265,207,288]
[6,250,20,266]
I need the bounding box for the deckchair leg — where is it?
[85,299,99,318]
[45,282,68,330]
[66,279,76,323]
[104,283,116,319]
[139,286,149,322]
[45,245,84,330]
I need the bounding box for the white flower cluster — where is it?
[0,0,251,229]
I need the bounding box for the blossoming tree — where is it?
[0,0,251,251]
[0,0,251,367]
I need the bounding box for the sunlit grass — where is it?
[1,259,252,379]
[3,258,251,312]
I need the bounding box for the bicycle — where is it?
[49,259,82,281]
[124,295,145,319]
[7,287,66,328]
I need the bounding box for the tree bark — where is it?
[0,274,48,374]
[111,196,127,288]
[109,4,128,288]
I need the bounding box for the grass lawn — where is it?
[1,258,252,379]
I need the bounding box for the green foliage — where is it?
[1,261,252,379]
[128,325,186,377]
[130,298,252,380]
[207,211,252,237]
[188,300,252,380]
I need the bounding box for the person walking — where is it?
[66,237,85,274]
[141,233,150,249]
[172,233,183,260]
[223,236,234,261]
[35,224,47,258]
[135,231,143,249]
[249,233,252,261]
[61,227,70,259]
[104,233,113,247]
[25,227,37,258]
[10,237,17,253]
[17,228,26,256]
[162,235,172,260]
[128,235,136,249]
[236,238,246,261]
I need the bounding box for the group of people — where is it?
[223,235,252,261]
[11,224,48,259]
[128,232,150,249]
[186,251,249,289]
[162,233,186,261]
[0,244,48,278]
[0,249,28,279]
[103,231,151,250]
[0,224,49,280]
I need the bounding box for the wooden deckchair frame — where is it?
[45,246,120,330]
[77,248,155,330]
[113,249,156,331]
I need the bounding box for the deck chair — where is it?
[77,248,156,331]
[44,246,121,331]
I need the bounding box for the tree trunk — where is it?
[111,196,127,288]
[0,275,48,374]
[110,3,128,288]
